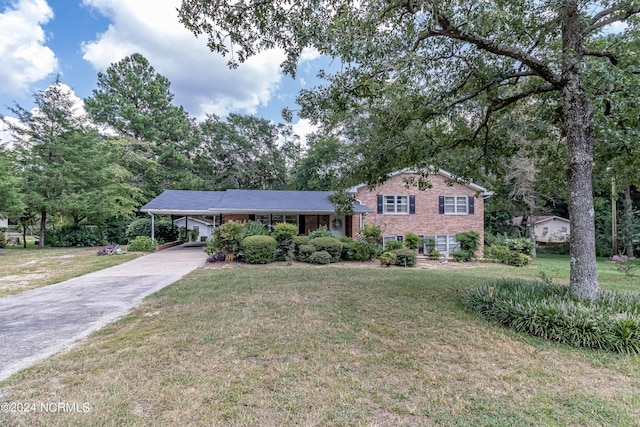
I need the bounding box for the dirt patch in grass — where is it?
[0,247,141,297]
[1,267,639,426]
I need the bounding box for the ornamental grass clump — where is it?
[462,279,640,354]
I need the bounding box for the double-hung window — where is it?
[384,195,409,214]
[427,235,460,253]
[271,214,298,226]
[443,196,468,214]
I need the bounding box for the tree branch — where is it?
[582,7,640,36]
[582,48,618,65]
[412,9,562,86]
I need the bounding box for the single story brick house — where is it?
[140,170,492,254]
[140,189,373,239]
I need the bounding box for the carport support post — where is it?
[150,213,155,241]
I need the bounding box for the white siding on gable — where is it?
[173,217,215,240]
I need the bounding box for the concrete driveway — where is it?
[0,245,207,382]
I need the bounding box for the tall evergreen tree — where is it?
[85,53,201,195]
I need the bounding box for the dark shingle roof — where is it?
[140,189,372,215]
[140,190,226,215]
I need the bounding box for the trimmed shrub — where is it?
[297,244,316,262]
[273,223,299,265]
[46,225,104,247]
[244,220,269,237]
[339,236,356,260]
[380,251,397,267]
[126,217,178,244]
[404,233,420,250]
[451,250,473,262]
[309,225,334,239]
[392,248,417,267]
[206,221,245,261]
[293,235,310,247]
[506,237,535,254]
[485,244,511,261]
[463,279,640,354]
[293,235,311,258]
[384,240,403,251]
[310,236,343,262]
[128,236,157,252]
[241,235,277,264]
[360,224,382,246]
[486,241,532,267]
[308,250,332,265]
[352,241,379,261]
[0,227,6,248]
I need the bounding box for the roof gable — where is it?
[347,168,493,196]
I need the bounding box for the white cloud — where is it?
[81,0,286,119]
[0,0,58,96]
[291,118,318,147]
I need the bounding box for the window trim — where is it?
[423,234,460,253]
[383,194,410,215]
[443,195,469,215]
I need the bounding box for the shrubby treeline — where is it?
[0,55,304,247]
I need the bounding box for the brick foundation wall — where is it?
[352,172,486,256]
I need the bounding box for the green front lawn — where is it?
[0,246,140,297]
[2,257,639,426]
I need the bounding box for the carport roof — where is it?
[140,189,373,216]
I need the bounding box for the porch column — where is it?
[150,213,155,241]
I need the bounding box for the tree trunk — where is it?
[624,185,635,257]
[39,209,46,249]
[528,213,537,259]
[562,0,600,301]
[22,222,27,249]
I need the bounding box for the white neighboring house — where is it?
[173,216,215,242]
[512,216,570,243]
[0,218,8,228]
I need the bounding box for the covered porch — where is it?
[139,189,372,241]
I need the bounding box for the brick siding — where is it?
[352,172,485,255]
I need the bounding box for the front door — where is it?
[329,215,346,237]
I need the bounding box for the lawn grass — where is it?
[0,246,141,297]
[1,256,639,426]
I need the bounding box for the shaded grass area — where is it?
[0,247,140,297]
[1,264,639,426]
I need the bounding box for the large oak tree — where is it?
[180,0,640,300]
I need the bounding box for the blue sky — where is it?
[0,0,323,142]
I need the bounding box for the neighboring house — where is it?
[173,216,216,241]
[0,218,7,228]
[512,216,570,243]
[140,189,373,239]
[349,170,492,255]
